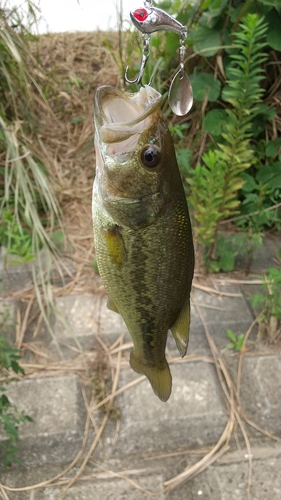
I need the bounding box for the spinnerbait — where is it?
[125,0,193,116]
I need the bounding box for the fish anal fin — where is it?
[170,297,191,358]
[130,350,172,402]
[106,296,119,314]
[102,225,125,267]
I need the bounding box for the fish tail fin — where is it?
[130,351,172,402]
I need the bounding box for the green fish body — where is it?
[92,85,194,402]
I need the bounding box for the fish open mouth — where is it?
[94,85,162,144]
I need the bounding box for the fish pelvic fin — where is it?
[130,350,172,402]
[106,296,119,314]
[170,296,191,358]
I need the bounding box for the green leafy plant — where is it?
[148,2,280,274]
[186,14,269,269]
[0,332,32,467]
[237,140,281,232]
[204,231,263,273]
[251,251,281,341]
[0,210,35,264]
[170,0,281,56]
[227,329,245,351]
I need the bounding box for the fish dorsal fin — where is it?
[106,296,119,314]
[130,350,172,402]
[170,296,191,357]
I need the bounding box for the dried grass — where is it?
[6,31,120,279]
[29,31,120,195]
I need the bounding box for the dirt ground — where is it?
[29,31,123,293]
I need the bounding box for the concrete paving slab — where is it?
[39,474,164,500]
[192,286,254,348]
[0,265,32,294]
[165,472,214,500]
[192,285,253,325]
[50,293,129,359]
[0,248,78,295]
[0,299,16,340]
[0,463,65,500]
[239,355,281,438]
[1,449,280,500]
[166,445,281,500]
[0,375,86,466]
[210,455,281,500]
[104,361,228,457]
[54,293,103,338]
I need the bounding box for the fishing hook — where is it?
[124,34,151,86]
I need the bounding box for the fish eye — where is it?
[140,145,161,169]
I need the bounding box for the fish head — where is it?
[94,85,175,228]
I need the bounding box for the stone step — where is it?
[2,351,280,470]
[1,444,281,499]
[50,282,254,360]
[0,360,228,466]
[0,375,86,468]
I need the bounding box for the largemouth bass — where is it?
[92,85,194,402]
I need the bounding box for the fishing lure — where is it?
[125,0,193,116]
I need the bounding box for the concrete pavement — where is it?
[0,234,280,499]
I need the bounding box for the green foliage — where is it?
[92,258,99,273]
[0,210,35,264]
[206,232,263,273]
[189,72,221,102]
[188,150,230,246]
[237,139,281,232]
[0,332,32,467]
[134,2,280,270]
[226,329,245,351]
[252,267,281,321]
[251,251,281,340]
[207,233,238,273]
[183,0,281,54]
[186,14,270,269]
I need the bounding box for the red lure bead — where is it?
[133,8,148,22]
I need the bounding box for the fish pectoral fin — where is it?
[170,296,191,358]
[106,296,119,314]
[102,225,126,267]
[130,350,172,402]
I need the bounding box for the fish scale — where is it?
[92,85,194,401]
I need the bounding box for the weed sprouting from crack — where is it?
[90,345,121,422]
